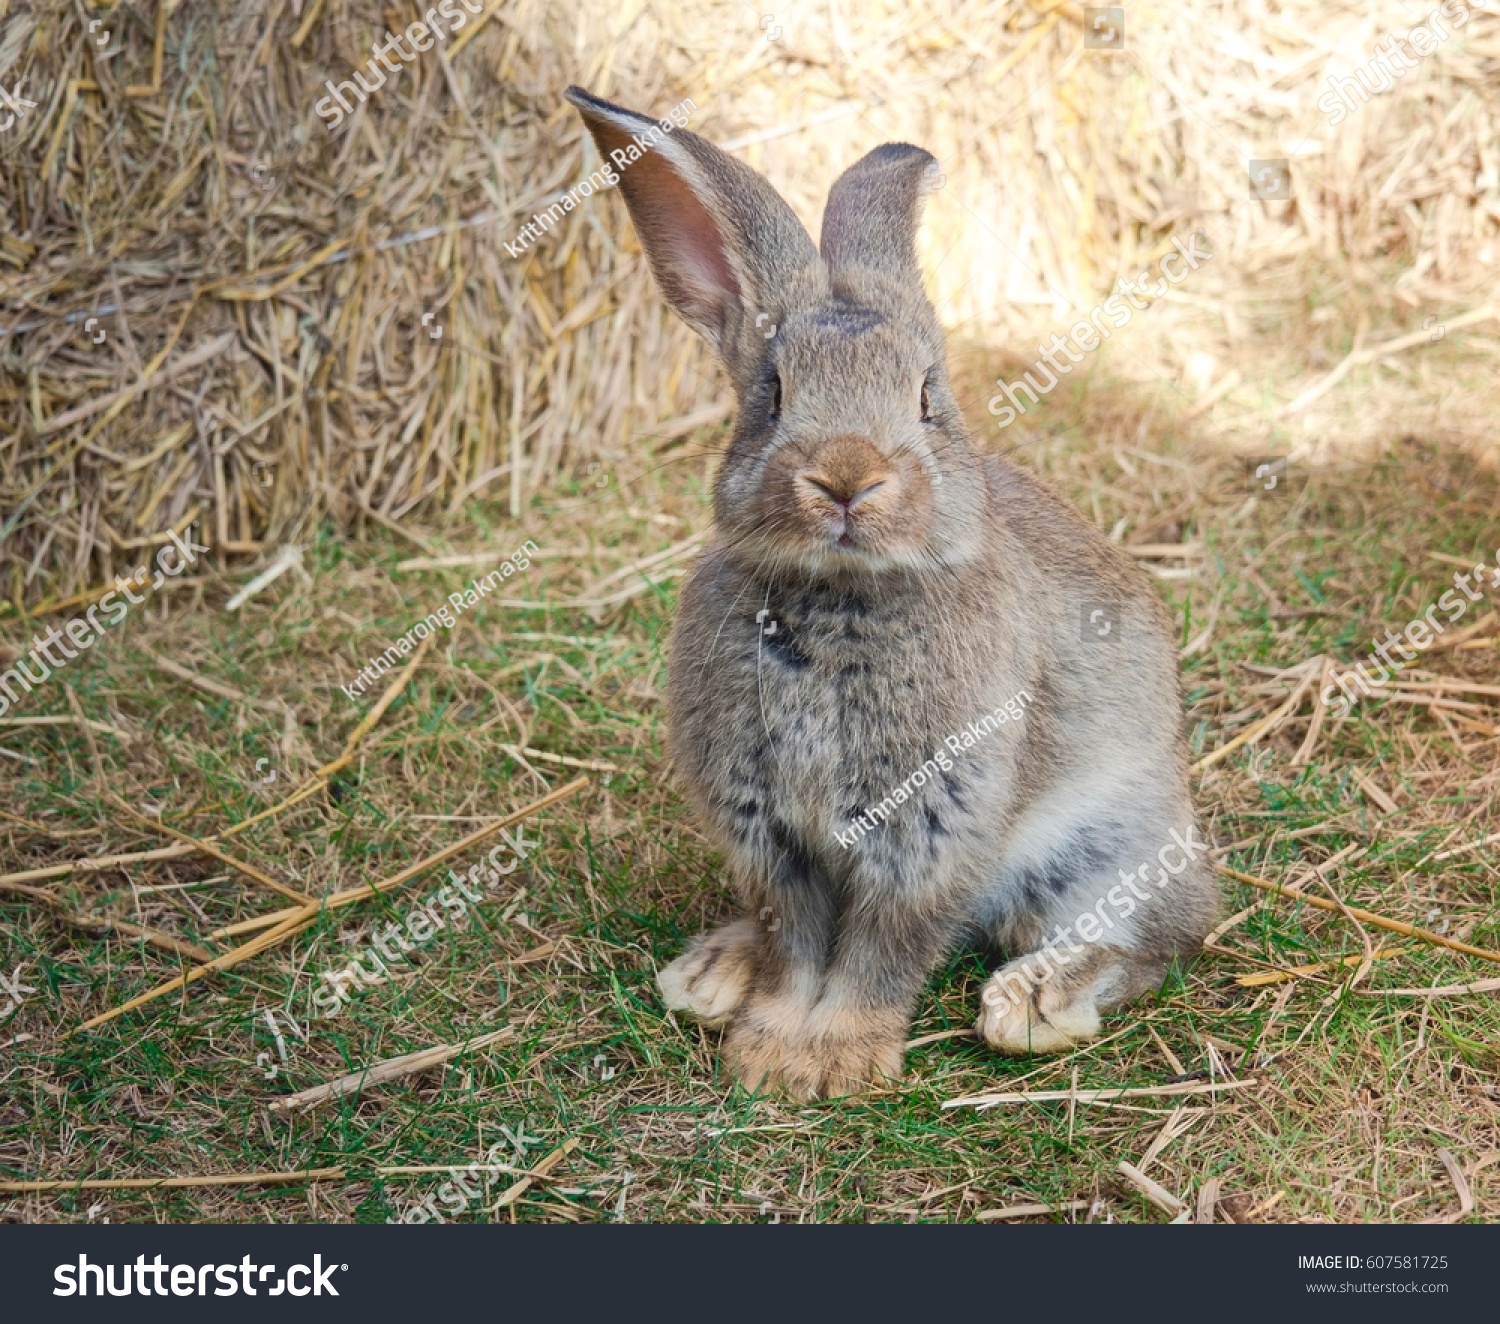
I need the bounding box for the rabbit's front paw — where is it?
[657,918,760,1027]
[976,953,1104,1055]
[724,1000,906,1101]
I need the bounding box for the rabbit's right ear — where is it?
[564,87,823,373]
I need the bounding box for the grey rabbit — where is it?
[565,86,1218,1100]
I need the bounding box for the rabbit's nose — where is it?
[794,433,894,513]
[804,476,886,511]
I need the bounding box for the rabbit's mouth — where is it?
[807,484,889,555]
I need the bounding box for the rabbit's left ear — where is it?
[820,143,937,286]
[565,86,822,380]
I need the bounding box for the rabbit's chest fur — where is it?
[668,559,1029,882]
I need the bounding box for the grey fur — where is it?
[567,87,1218,1095]
[821,143,937,286]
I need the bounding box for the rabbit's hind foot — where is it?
[724,998,907,1101]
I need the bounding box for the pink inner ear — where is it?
[638,169,740,326]
[677,223,740,308]
[583,113,741,336]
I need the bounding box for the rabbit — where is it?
[565,86,1218,1101]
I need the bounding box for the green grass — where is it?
[3,363,1499,1224]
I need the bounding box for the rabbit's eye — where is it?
[920,380,933,421]
[770,374,783,418]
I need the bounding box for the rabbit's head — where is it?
[566,87,988,578]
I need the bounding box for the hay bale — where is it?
[2,0,1496,606]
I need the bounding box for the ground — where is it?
[2,342,1498,1225]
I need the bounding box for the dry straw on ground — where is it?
[3,2,1500,1226]
[3,0,1499,607]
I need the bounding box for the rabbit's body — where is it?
[566,86,1217,1098]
